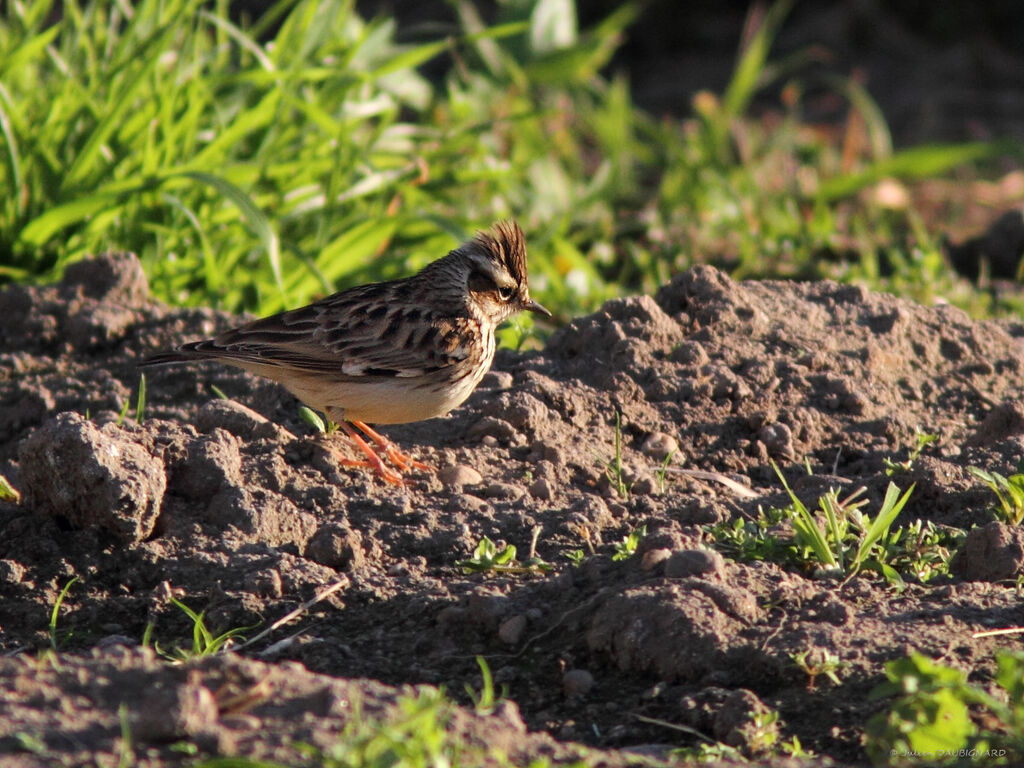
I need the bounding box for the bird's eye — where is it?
[497,285,514,301]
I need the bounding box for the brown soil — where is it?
[3,252,1024,766]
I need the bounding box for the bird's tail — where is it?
[139,342,219,367]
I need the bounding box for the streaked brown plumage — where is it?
[143,221,550,483]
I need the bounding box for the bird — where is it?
[142,221,551,484]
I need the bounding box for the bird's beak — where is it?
[524,297,552,318]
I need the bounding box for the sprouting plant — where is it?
[117,703,134,768]
[457,537,551,575]
[520,526,551,573]
[135,373,146,424]
[707,506,791,564]
[161,597,251,661]
[875,519,964,583]
[612,524,647,561]
[884,432,938,475]
[116,374,147,426]
[465,656,505,715]
[565,549,586,567]
[968,466,1024,525]
[655,449,677,493]
[773,461,915,583]
[791,649,846,690]
[598,411,629,499]
[49,576,80,651]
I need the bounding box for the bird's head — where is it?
[452,221,551,326]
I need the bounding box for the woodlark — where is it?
[143,221,550,484]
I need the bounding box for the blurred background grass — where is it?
[1,0,1022,344]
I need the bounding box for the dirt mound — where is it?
[2,253,1024,765]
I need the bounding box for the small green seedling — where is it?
[612,524,646,561]
[598,412,629,499]
[162,597,251,660]
[117,703,134,768]
[884,432,937,475]
[465,656,505,714]
[655,449,677,493]
[116,374,147,426]
[49,576,80,651]
[968,466,1024,525]
[457,536,551,575]
[791,648,846,690]
[875,519,964,583]
[565,549,586,566]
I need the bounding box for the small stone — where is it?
[498,614,527,645]
[466,417,520,444]
[438,464,483,488]
[641,432,678,461]
[664,549,725,578]
[466,589,510,629]
[563,669,594,697]
[529,477,553,500]
[640,548,672,572]
[483,482,525,500]
[306,525,366,571]
[446,493,488,513]
[757,423,794,459]
[436,605,467,628]
[195,399,288,441]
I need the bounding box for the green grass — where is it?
[968,465,1024,525]
[705,464,967,586]
[48,575,80,651]
[2,0,1019,330]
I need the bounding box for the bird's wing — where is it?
[195,284,474,378]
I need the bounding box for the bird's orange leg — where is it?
[336,421,405,485]
[350,420,433,474]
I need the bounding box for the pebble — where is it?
[438,464,483,488]
[640,548,672,572]
[466,417,519,444]
[757,423,794,459]
[664,548,725,578]
[641,432,678,460]
[483,482,525,500]
[563,669,594,697]
[529,477,553,500]
[498,614,527,645]
[466,590,510,628]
